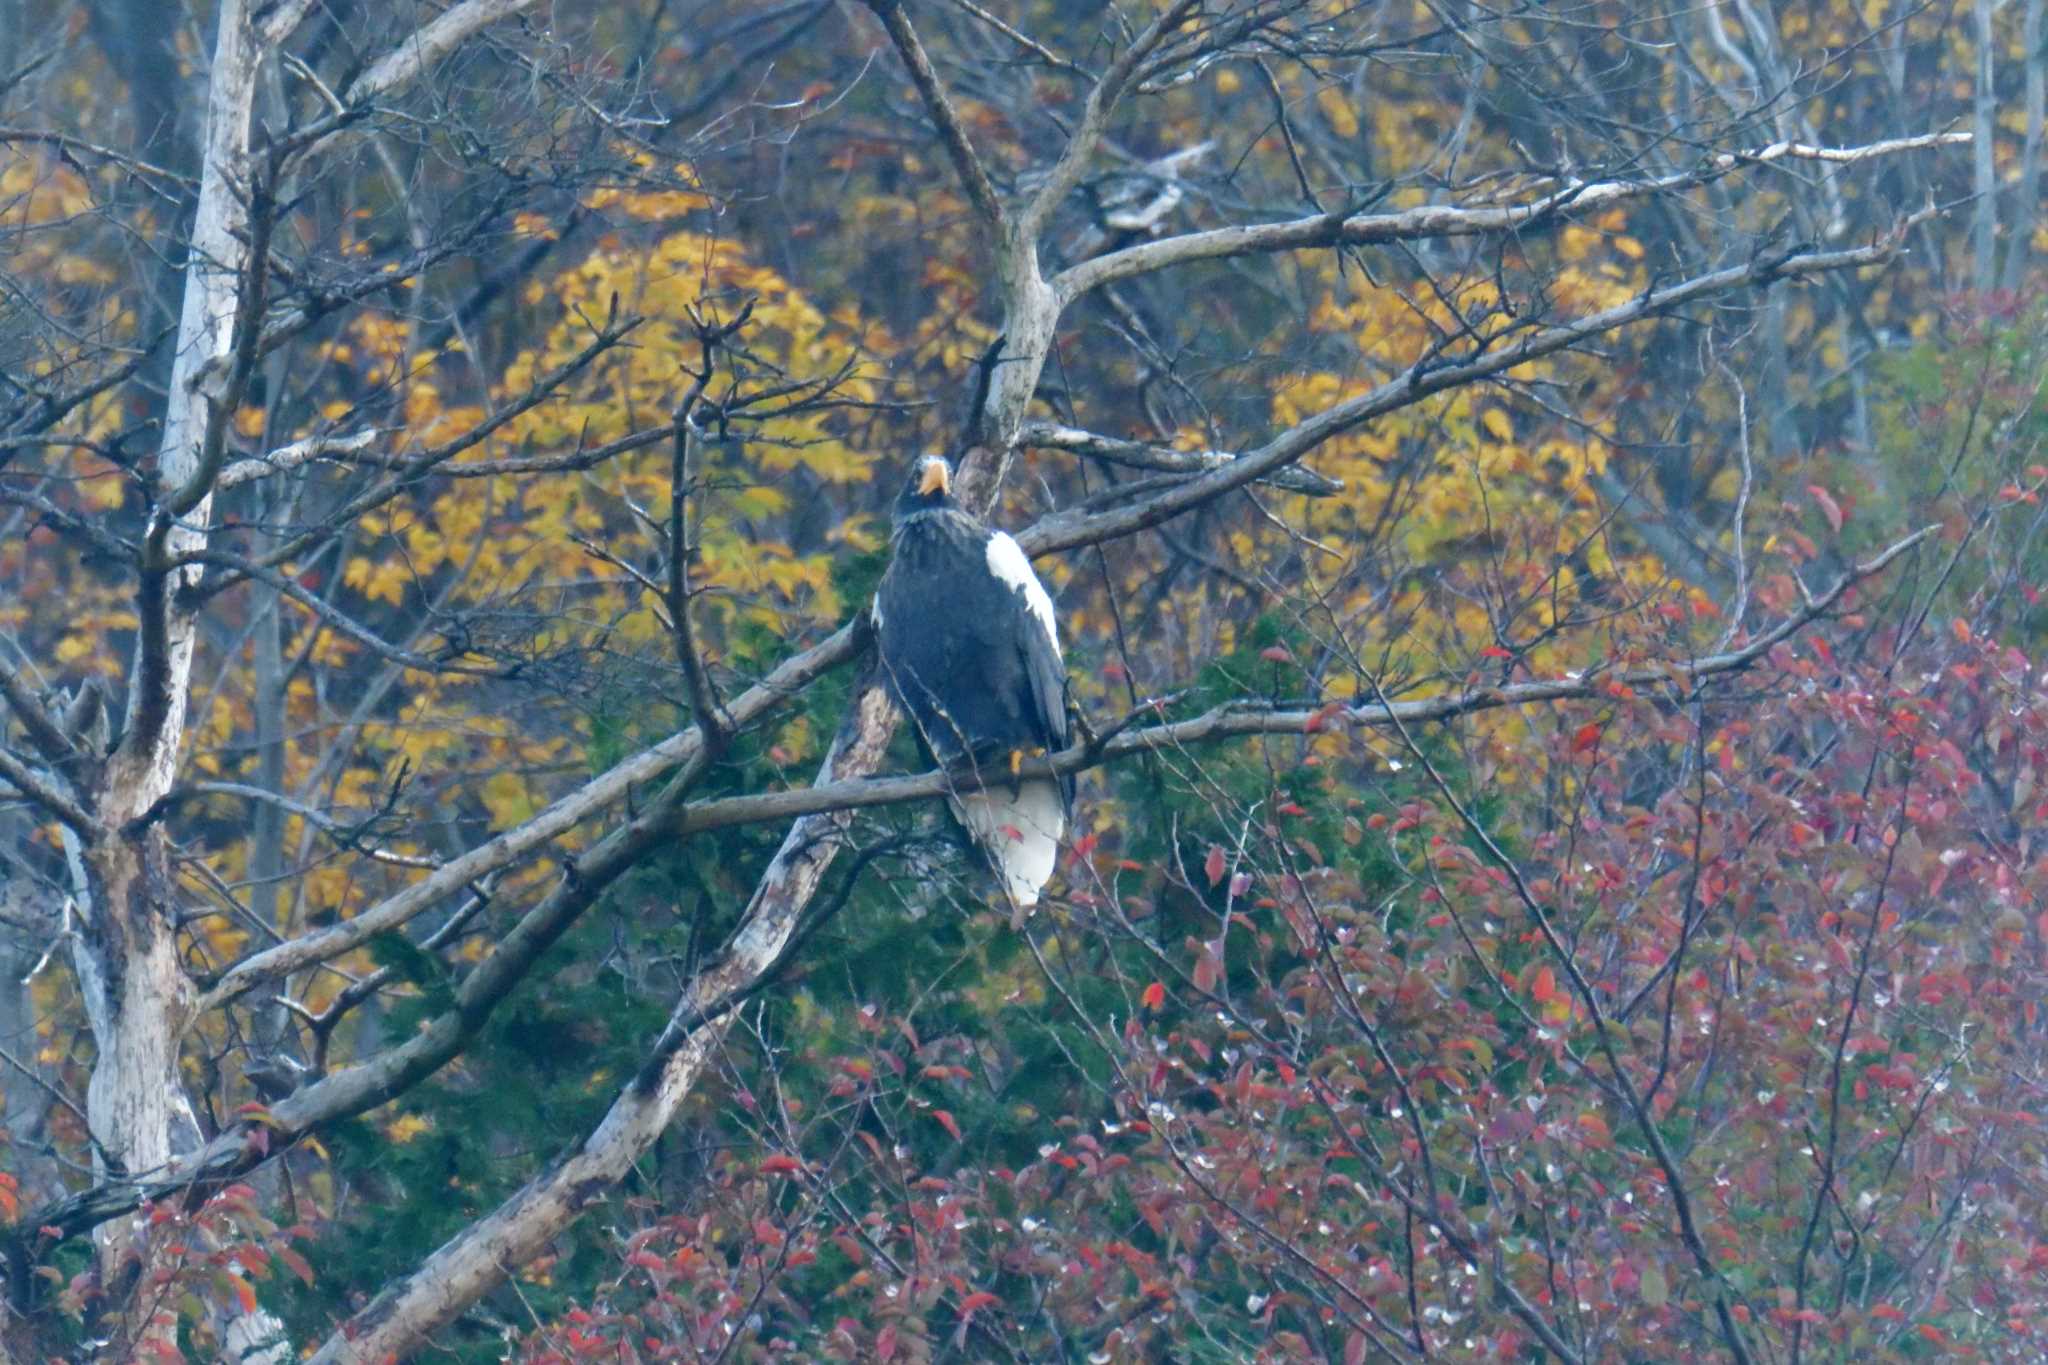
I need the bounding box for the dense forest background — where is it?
[2,0,2047,1360]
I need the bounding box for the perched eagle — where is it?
[875,455,1071,911]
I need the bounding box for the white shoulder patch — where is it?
[985,531,1060,659]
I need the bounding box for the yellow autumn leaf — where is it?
[386,1114,433,1143]
[1316,87,1360,138]
[481,771,538,829]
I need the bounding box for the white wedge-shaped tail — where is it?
[951,780,1065,910]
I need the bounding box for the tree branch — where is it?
[0,746,94,835]
[343,0,546,106]
[1018,420,1343,496]
[657,522,1932,834]
[863,0,1007,228]
[214,428,379,490]
[1054,132,1970,300]
[302,679,902,1363]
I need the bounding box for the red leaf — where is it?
[277,1246,315,1286]
[932,1109,963,1142]
[959,1291,999,1314]
[1141,981,1165,1011]
[1571,722,1602,754]
[759,1154,805,1176]
[1807,484,1844,533]
[1204,844,1226,887]
[877,1323,899,1361]
[1260,645,1293,663]
[1530,966,1557,1004]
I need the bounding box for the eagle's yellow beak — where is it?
[918,459,950,496]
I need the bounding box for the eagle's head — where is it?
[894,455,956,522]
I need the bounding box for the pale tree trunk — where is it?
[47,0,544,1350]
[1973,0,1998,296]
[58,10,274,1358]
[2004,0,2045,293]
[77,0,266,1242]
[71,0,544,1265]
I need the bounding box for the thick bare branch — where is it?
[215,428,379,490]
[343,0,546,106]
[1055,133,1970,300]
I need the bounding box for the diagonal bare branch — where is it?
[1019,420,1343,496]
[298,679,902,1363]
[1054,132,1970,301]
[863,0,1007,228]
[0,746,93,835]
[343,0,547,105]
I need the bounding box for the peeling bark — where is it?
[72,2,263,1304]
